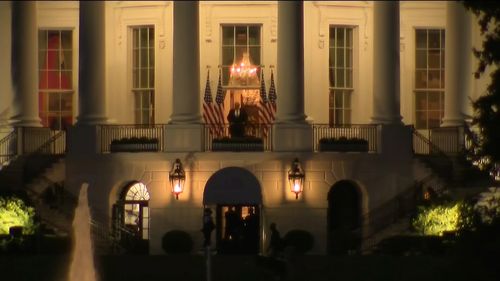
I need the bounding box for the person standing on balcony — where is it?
[227,102,248,138]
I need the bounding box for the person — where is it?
[227,102,248,138]
[202,208,215,247]
[267,222,284,258]
[244,207,259,253]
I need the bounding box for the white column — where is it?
[273,1,312,152]
[275,1,307,124]
[76,1,107,126]
[371,1,402,125]
[442,1,471,127]
[10,1,41,127]
[0,2,13,133]
[165,1,202,151]
[169,1,201,124]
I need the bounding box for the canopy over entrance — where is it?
[203,167,262,205]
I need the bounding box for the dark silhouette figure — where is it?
[267,222,284,258]
[202,208,215,247]
[227,102,248,138]
[243,207,259,253]
[224,206,239,241]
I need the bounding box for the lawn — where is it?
[0,253,497,281]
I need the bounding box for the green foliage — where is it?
[162,230,193,254]
[462,1,500,172]
[0,196,37,235]
[412,201,475,236]
[283,229,314,254]
[474,187,500,224]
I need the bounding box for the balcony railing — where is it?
[412,126,465,155]
[312,124,378,152]
[98,124,165,153]
[203,123,272,152]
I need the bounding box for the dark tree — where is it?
[462,1,500,175]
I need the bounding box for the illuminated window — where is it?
[329,26,353,125]
[132,26,155,124]
[123,182,150,240]
[415,29,445,129]
[38,30,73,130]
[221,25,263,125]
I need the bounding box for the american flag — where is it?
[202,70,218,136]
[259,70,272,138]
[267,69,277,121]
[214,68,226,136]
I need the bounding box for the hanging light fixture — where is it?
[169,159,185,200]
[288,158,305,199]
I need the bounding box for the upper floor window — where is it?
[220,25,263,126]
[38,30,73,130]
[132,26,155,124]
[415,29,445,129]
[329,26,353,126]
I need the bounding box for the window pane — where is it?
[428,111,441,128]
[39,50,47,70]
[61,71,72,89]
[47,31,59,49]
[222,46,234,65]
[49,93,60,111]
[141,48,148,68]
[222,26,234,45]
[149,48,154,67]
[133,69,138,88]
[329,48,335,67]
[346,49,352,68]
[235,46,246,62]
[346,69,352,88]
[415,70,427,88]
[329,68,335,87]
[334,91,342,108]
[428,50,440,68]
[48,71,60,88]
[61,93,72,111]
[249,46,260,65]
[140,28,148,47]
[346,28,353,47]
[149,69,154,87]
[428,92,440,110]
[440,70,445,88]
[416,30,427,49]
[416,50,427,68]
[329,28,336,48]
[441,30,445,49]
[133,29,139,47]
[336,70,344,88]
[336,48,345,67]
[62,50,72,70]
[428,70,440,88]
[222,66,230,85]
[428,30,440,48]
[148,28,154,48]
[248,26,260,45]
[335,109,343,124]
[235,26,247,45]
[61,31,72,49]
[344,91,351,108]
[141,69,148,88]
[336,28,345,47]
[415,91,427,111]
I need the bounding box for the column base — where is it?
[378,124,412,160]
[9,115,42,127]
[75,115,108,126]
[67,125,100,156]
[272,123,313,152]
[165,124,203,152]
[441,117,465,127]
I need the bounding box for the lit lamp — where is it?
[169,159,185,200]
[288,158,305,199]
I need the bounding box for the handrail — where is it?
[0,129,18,167]
[98,124,165,153]
[32,130,66,155]
[312,124,378,152]
[203,123,273,151]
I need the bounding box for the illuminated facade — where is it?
[0,1,488,254]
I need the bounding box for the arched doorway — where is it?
[203,167,262,254]
[327,180,361,255]
[112,181,150,254]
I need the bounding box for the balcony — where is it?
[97,125,165,153]
[203,123,272,152]
[312,124,379,153]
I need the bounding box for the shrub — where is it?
[283,229,314,254]
[412,201,475,236]
[162,230,193,254]
[474,187,500,224]
[0,196,37,235]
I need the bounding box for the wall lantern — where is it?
[288,158,305,199]
[169,159,185,200]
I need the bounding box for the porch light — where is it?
[169,159,185,200]
[288,158,305,199]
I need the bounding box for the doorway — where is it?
[327,180,361,255]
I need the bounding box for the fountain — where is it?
[68,183,97,281]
